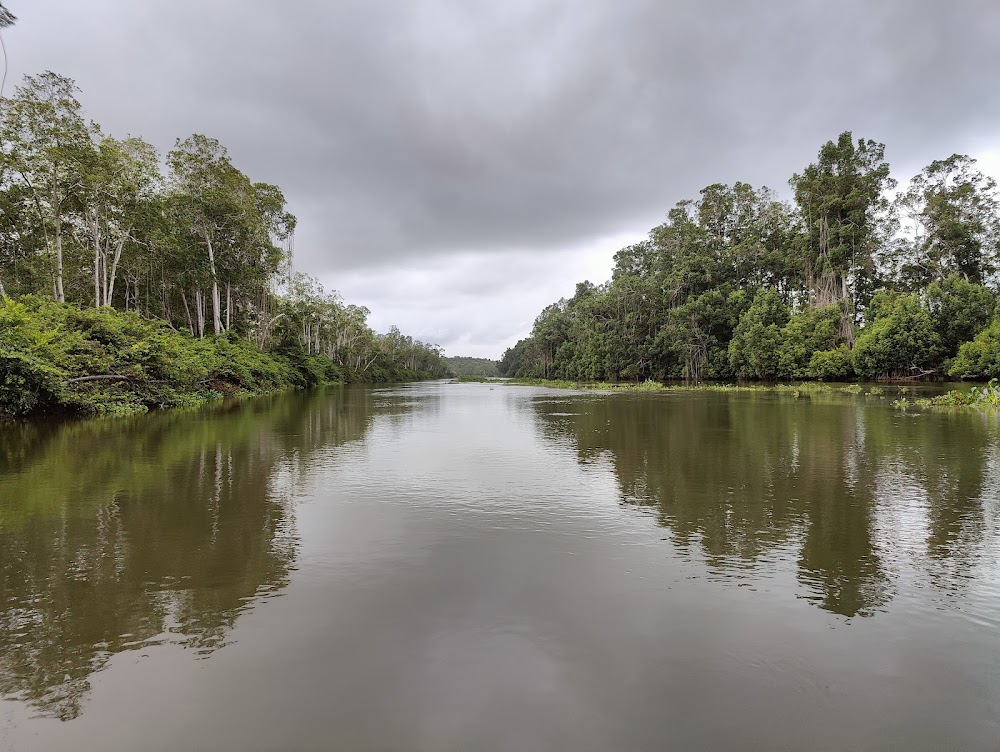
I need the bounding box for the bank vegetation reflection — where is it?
[0,387,412,720]
[533,392,999,619]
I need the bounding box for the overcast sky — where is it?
[7,1,1000,357]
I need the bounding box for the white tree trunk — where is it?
[195,288,206,339]
[212,282,222,334]
[54,209,65,303]
[106,233,128,308]
[93,214,102,309]
[204,234,223,335]
[182,291,194,335]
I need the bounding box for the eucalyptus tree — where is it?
[278,274,376,371]
[0,158,32,297]
[377,327,443,373]
[168,135,248,335]
[249,181,296,329]
[84,135,161,308]
[337,304,377,372]
[894,155,1000,287]
[282,271,332,355]
[221,181,294,333]
[0,71,97,302]
[276,272,428,378]
[167,135,292,336]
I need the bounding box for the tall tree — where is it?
[894,154,1000,286]
[168,135,258,335]
[790,132,896,339]
[84,135,161,308]
[0,72,97,302]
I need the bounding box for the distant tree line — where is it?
[445,356,498,377]
[500,133,1000,382]
[0,71,449,382]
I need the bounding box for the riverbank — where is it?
[455,376,1000,412]
[460,376,887,395]
[0,297,440,418]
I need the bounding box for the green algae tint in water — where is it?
[0,382,998,751]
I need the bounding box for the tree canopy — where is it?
[0,71,450,398]
[500,133,1000,382]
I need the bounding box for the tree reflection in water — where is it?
[532,391,998,619]
[0,386,401,720]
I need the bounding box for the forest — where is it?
[445,356,499,377]
[0,72,450,416]
[499,132,1000,383]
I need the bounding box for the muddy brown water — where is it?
[1,382,998,751]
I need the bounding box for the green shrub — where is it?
[777,304,843,378]
[853,291,939,379]
[0,297,349,417]
[948,318,1000,379]
[925,275,995,359]
[808,346,855,381]
[0,352,64,415]
[728,289,790,379]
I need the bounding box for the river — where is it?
[1,382,998,751]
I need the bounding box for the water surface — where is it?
[1,383,998,751]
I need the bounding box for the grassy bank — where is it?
[0,297,435,418]
[474,376,880,395]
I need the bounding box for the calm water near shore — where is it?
[1,382,998,751]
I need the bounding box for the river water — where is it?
[0,382,998,751]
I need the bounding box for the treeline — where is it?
[500,133,1000,382]
[0,72,449,414]
[445,356,499,377]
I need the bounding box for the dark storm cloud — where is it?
[12,1,1000,270]
[7,1,1000,353]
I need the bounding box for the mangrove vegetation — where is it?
[499,133,1000,384]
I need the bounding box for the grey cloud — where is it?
[7,1,1000,354]
[332,248,622,357]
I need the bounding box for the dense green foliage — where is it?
[0,295,451,417]
[445,356,498,377]
[500,134,1000,382]
[949,321,1000,379]
[0,296,334,416]
[0,72,449,415]
[852,292,939,380]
